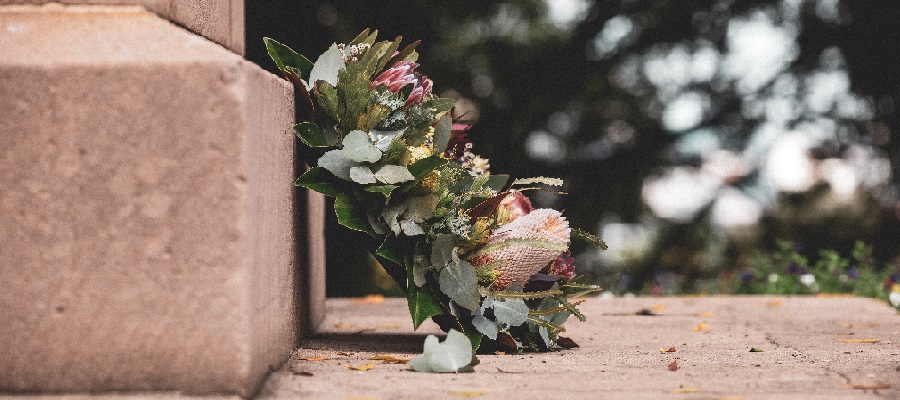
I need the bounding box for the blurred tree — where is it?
[246,0,900,296]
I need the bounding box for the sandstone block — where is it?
[0,1,244,54]
[0,6,300,396]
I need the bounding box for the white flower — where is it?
[800,273,816,287]
[768,273,779,283]
[890,291,900,308]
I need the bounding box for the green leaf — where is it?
[571,228,609,250]
[341,130,382,163]
[375,238,403,266]
[359,103,391,132]
[334,192,376,236]
[348,29,371,46]
[485,174,510,192]
[433,114,452,154]
[492,298,530,326]
[399,156,448,192]
[308,43,345,89]
[337,67,371,131]
[512,176,564,186]
[294,167,345,197]
[387,40,420,66]
[314,81,340,121]
[406,257,443,329]
[409,329,476,373]
[375,165,415,184]
[422,97,455,115]
[370,129,405,151]
[263,37,313,81]
[317,150,358,181]
[439,260,481,310]
[403,194,439,222]
[293,122,330,148]
[380,134,411,166]
[364,184,397,198]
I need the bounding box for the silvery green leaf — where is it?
[448,301,461,318]
[375,165,415,184]
[481,297,493,311]
[349,166,377,184]
[403,194,439,222]
[492,298,529,326]
[367,212,388,235]
[400,219,425,236]
[430,234,456,269]
[450,246,461,266]
[412,255,430,287]
[438,260,480,310]
[341,130,382,163]
[370,129,405,151]
[433,114,452,154]
[317,150,357,181]
[550,309,571,327]
[472,315,498,340]
[307,43,345,89]
[381,204,405,236]
[410,330,475,373]
[539,326,550,346]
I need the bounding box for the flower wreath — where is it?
[264,30,607,357]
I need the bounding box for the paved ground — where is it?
[258,296,899,400]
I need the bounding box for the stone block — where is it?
[0,1,244,54]
[0,6,300,396]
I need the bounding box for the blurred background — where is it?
[247,0,900,297]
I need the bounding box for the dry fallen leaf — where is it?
[496,367,531,374]
[342,363,376,371]
[449,390,491,397]
[338,351,356,356]
[764,299,782,308]
[844,383,891,390]
[694,322,712,332]
[839,338,881,343]
[749,348,764,352]
[367,355,410,364]
[835,331,855,335]
[650,304,669,312]
[659,347,677,353]
[670,387,699,393]
[298,355,330,361]
[668,359,679,371]
[836,322,877,329]
[292,371,314,376]
[698,311,716,317]
[494,351,506,355]
[334,323,355,329]
[352,294,384,304]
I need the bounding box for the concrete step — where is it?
[0,1,243,54]
[258,297,899,400]
[0,5,308,397]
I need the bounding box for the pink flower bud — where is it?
[499,191,533,222]
[372,61,433,107]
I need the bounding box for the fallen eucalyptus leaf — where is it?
[409,329,477,373]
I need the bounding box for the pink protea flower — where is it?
[498,191,533,223]
[371,61,433,108]
[469,209,571,290]
[547,250,575,278]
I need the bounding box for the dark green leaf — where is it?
[334,192,377,236]
[314,81,340,122]
[294,167,345,197]
[407,256,443,329]
[399,156,448,192]
[387,40,420,66]
[375,238,404,266]
[348,29,371,46]
[364,184,398,198]
[433,115,452,154]
[263,37,313,81]
[422,97,455,114]
[293,122,330,148]
[485,174,510,192]
[571,228,609,250]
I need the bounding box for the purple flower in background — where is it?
[786,262,801,275]
[847,267,859,280]
[371,61,432,108]
[547,250,575,278]
[739,271,755,284]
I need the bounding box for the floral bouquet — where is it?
[264,30,606,354]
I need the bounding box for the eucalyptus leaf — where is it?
[317,150,357,181]
[400,219,425,236]
[409,329,476,373]
[382,204,405,236]
[375,165,415,184]
[430,234,456,269]
[492,298,529,326]
[349,166,377,184]
[539,326,551,347]
[364,184,398,199]
[412,254,431,287]
[403,194,439,222]
[341,130,382,163]
[406,255,443,329]
[438,260,480,310]
[471,315,499,340]
[308,43,345,89]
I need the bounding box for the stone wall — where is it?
[0,4,320,397]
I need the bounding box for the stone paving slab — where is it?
[258,297,899,400]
